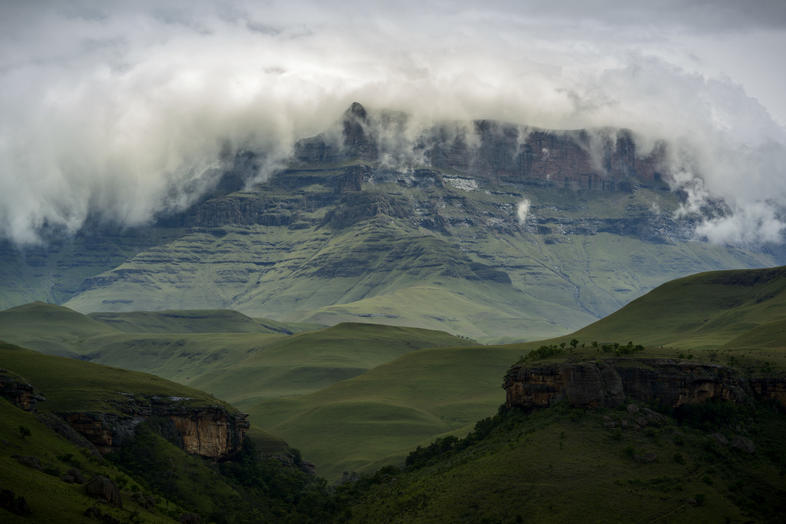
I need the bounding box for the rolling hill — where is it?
[246,265,786,479]
[0,302,473,403]
[4,266,786,482]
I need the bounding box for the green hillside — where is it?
[246,266,786,480]
[88,309,298,334]
[242,344,521,479]
[0,397,179,523]
[572,266,786,349]
[0,342,223,412]
[192,322,475,402]
[0,303,473,404]
[5,266,786,486]
[0,343,333,523]
[342,403,786,523]
[0,302,117,357]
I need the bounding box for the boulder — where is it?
[85,475,122,507]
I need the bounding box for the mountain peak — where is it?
[345,101,368,120]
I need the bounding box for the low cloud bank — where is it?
[1,1,785,245]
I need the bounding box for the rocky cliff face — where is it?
[61,396,249,458]
[503,359,785,410]
[294,102,666,192]
[0,370,44,411]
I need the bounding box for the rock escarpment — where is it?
[503,359,785,410]
[0,369,45,411]
[61,396,249,458]
[2,370,248,459]
[294,102,666,192]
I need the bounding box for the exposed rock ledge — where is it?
[0,369,45,411]
[503,359,786,410]
[61,396,249,458]
[1,371,248,460]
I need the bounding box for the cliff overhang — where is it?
[503,359,786,410]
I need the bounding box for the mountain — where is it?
[1,103,779,342]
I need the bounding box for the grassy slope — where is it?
[246,266,786,480]
[7,266,786,483]
[0,345,329,523]
[88,309,295,334]
[344,404,786,523]
[571,266,786,349]
[242,345,521,479]
[0,302,117,357]
[0,342,224,413]
[193,322,475,403]
[0,227,186,310]
[0,303,473,404]
[0,398,180,523]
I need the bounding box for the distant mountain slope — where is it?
[89,309,295,334]
[2,104,779,342]
[190,322,475,402]
[0,303,473,403]
[0,302,118,357]
[573,265,786,349]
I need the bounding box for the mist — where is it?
[1,0,785,245]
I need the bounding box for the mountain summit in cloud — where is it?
[1,1,786,245]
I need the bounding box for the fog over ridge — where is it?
[1,1,785,245]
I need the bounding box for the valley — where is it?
[2,107,786,520]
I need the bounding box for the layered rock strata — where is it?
[503,359,785,410]
[61,397,249,458]
[0,370,44,411]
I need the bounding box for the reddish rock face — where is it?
[0,371,44,411]
[63,414,115,454]
[503,359,782,410]
[170,408,249,458]
[750,377,786,406]
[59,400,249,459]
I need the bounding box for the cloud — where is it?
[517,199,531,225]
[0,0,785,245]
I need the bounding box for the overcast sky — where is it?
[1,0,785,245]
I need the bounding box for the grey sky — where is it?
[0,0,785,244]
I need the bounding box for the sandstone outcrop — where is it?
[61,397,249,458]
[503,359,783,410]
[0,369,44,411]
[85,475,122,507]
